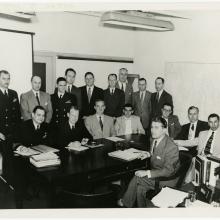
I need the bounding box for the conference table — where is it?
[13,134,150,208]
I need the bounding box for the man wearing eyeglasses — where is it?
[161,103,181,139]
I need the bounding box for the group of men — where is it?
[0,66,219,208]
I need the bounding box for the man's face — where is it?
[85,74,94,87]
[32,109,45,125]
[155,79,164,92]
[31,76,41,91]
[208,117,220,131]
[0,73,10,89]
[162,105,172,119]
[94,101,105,115]
[108,75,117,88]
[68,109,79,124]
[119,69,128,83]
[188,108,199,123]
[57,80,67,93]
[123,106,133,118]
[151,121,166,139]
[66,70,76,85]
[138,80,146,91]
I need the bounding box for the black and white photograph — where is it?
[0,0,220,218]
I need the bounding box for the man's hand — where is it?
[0,133,5,141]
[135,170,151,178]
[174,140,184,146]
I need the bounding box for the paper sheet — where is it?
[179,146,189,151]
[105,136,125,142]
[151,187,188,208]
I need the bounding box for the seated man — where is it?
[161,103,181,139]
[118,117,180,207]
[175,106,209,157]
[17,105,50,147]
[57,105,92,148]
[115,103,145,136]
[85,99,116,139]
[175,113,220,158]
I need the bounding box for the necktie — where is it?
[140,92,144,105]
[99,116,103,131]
[4,90,8,97]
[156,92,159,103]
[88,87,92,103]
[152,140,157,154]
[191,124,194,131]
[111,89,114,95]
[121,83,124,92]
[204,131,215,155]
[59,94,62,99]
[68,86,71,93]
[36,125,40,130]
[36,93,40,105]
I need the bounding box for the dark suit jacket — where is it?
[151,90,173,118]
[149,135,180,178]
[57,120,92,148]
[175,120,209,157]
[18,119,50,147]
[132,90,152,129]
[50,92,77,128]
[80,86,104,117]
[0,89,21,139]
[116,81,133,104]
[104,88,125,117]
[167,115,181,139]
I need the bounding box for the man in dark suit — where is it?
[175,106,209,156]
[161,103,181,139]
[57,105,92,148]
[132,78,151,131]
[80,72,103,117]
[118,117,180,207]
[116,68,133,104]
[151,77,173,118]
[50,77,77,131]
[104,74,125,118]
[55,68,82,111]
[17,106,50,147]
[0,70,21,143]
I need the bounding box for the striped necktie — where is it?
[204,131,215,155]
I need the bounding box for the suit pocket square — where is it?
[156,156,161,160]
[13,98,17,102]
[170,123,174,126]
[65,100,71,103]
[44,102,48,106]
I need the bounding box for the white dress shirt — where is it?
[124,116,132,135]
[0,88,8,95]
[87,85,94,96]
[188,121,198,140]
[110,88,115,94]
[69,121,75,130]
[33,120,40,130]
[32,90,40,99]
[158,89,164,100]
[96,114,104,123]
[67,84,73,92]
[58,92,65,98]
[118,81,126,92]
[139,90,146,101]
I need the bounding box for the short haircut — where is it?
[95,99,105,105]
[156,77,165,84]
[0,70,9,77]
[119,68,128,73]
[188,106,199,114]
[68,105,79,113]
[31,75,41,82]
[123,103,133,109]
[138,78,146,83]
[65,68,76,76]
[162,102,173,112]
[108,73,117,80]
[208,113,220,121]
[85,72,94,78]
[152,116,167,128]
[33,105,46,114]
[56,77,66,84]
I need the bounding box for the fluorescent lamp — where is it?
[101,11,174,31]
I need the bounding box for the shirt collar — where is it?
[58,91,65,97]
[158,89,164,96]
[190,120,198,127]
[153,135,165,147]
[0,87,8,94]
[87,85,94,90]
[69,121,75,128]
[123,115,131,120]
[32,120,40,130]
[96,114,104,120]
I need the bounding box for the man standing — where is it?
[80,72,103,117]
[0,70,20,142]
[50,77,77,131]
[57,105,92,148]
[161,103,181,140]
[151,77,173,118]
[20,75,53,123]
[176,106,209,156]
[85,99,115,139]
[115,104,145,136]
[104,74,125,118]
[119,117,180,207]
[116,68,133,104]
[132,78,151,132]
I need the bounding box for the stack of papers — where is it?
[66,142,89,152]
[105,137,125,142]
[108,148,150,161]
[30,152,61,168]
[32,145,59,153]
[14,146,40,156]
[152,187,188,208]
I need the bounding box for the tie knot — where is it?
[4,90,7,96]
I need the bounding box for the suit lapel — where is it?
[153,135,167,155]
